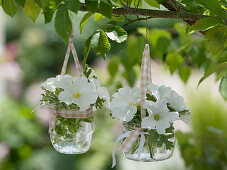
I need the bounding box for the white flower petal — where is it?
[41,77,56,91]
[156,124,168,134]
[58,91,74,105]
[180,114,190,125]
[162,112,179,123]
[141,116,156,129]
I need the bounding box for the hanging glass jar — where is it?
[49,109,95,154]
[122,122,175,162]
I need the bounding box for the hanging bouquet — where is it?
[41,66,109,134]
[40,27,109,154]
[110,44,190,166]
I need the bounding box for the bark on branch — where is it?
[79,3,207,25]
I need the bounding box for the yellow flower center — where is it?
[73,92,81,98]
[154,114,160,121]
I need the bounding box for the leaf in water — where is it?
[85,0,98,13]
[99,0,112,18]
[179,67,191,83]
[80,12,93,34]
[194,0,227,19]
[205,25,227,54]
[55,5,72,43]
[190,17,225,31]
[219,76,227,100]
[166,53,183,74]
[144,0,160,8]
[2,0,17,17]
[66,0,80,13]
[91,30,111,59]
[105,25,127,43]
[198,62,227,86]
[24,0,41,22]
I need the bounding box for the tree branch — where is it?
[161,0,196,25]
[79,3,207,25]
[122,17,153,27]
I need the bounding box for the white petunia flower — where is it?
[89,77,110,108]
[110,87,140,122]
[147,83,187,112]
[58,76,98,111]
[142,100,179,134]
[53,74,73,90]
[41,77,57,91]
[41,74,73,92]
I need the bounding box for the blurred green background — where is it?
[0,8,227,170]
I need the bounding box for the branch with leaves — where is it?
[1,0,227,100]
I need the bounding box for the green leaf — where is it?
[179,67,191,83]
[194,0,227,19]
[80,12,93,34]
[2,0,17,17]
[198,62,227,86]
[24,0,41,22]
[39,0,49,8]
[166,53,183,74]
[190,17,225,31]
[99,0,112,18]
[111,14,125,22]
[91,30,111,59]
[85,0,98,13]
[83,36,92,60]
[55,5,72,43]
[205,25,227,54]
[216,67,227,81]
[144,0,160,8]
[82,36,93,68]
[156,0,165,4]
[149,29,171,46]
[131,0,142,7]
[105,25,127,43]
[94,13,102,22]
[43,8,55,24]
[155,37,170,59]
[219,76,227,100]
[66,0,80,13]
[48,0,63,9]
[108,57,120,77]
[15,0,25,7]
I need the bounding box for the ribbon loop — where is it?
[140,44,151,118]
[60,22,82,76]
